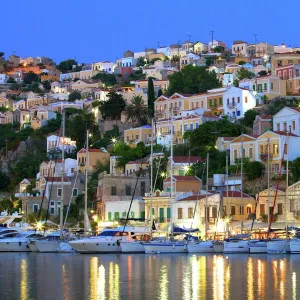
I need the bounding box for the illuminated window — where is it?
[178,208,183,219]
[188,207,193,219]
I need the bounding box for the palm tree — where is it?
[125,95,150,126]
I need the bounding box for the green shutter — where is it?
[219,97,222,105]
[108,212,112,221]
[209,99,212,106]
[159,208,164,222]
[141,211,145,219]
[264,83,267,90]
[114,212,119,220]
[253,85,256,91]
[130,211,135,218]
[122,211,126,218]
[167,208,171,219]
[152,208,155,216]
[271,83,274,90]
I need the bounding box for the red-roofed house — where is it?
[253,114,272,135]
[273,107,300,136]
[77,148,110,172]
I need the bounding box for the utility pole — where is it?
[157,41,160,49]
[187,34,192,53]
[211,31,215,51]
[253,34,258,45]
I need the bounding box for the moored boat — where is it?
[267,239,290,254]
[223,238,249,253]
[290,238,300,254]
[249,239,267,254]
[187,241,215,253]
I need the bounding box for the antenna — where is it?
[210,31,215,51]
[157,41,160,48]
[253,34,258,45]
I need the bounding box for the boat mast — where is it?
[286,132,289,239]
[240,137,244,234]
[60,109,65,238]
[150,119,154,228]
[84,129,89,236]
[205,152,209,240]
[267,138,270,225]
[170,109,174,238]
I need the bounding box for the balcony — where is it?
[175,131,183,137]
[260,153,273,162]
[227,102,237,108]
[155,110,165,116]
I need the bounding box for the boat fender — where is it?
[172,244,175,249]
[19,241,22,246]
[117,240,121,246]
[184,245,187,250]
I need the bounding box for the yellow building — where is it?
[124,125,152,146]
[205,88,226,115]
[125,161,149,175]
[77,148,110,173]
[223,191,256,221]
[271,53,300,74]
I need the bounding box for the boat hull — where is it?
[223,241,249,253]
[35,241,61,253]
[187,241,215,253]
[0,241,31,252]
[121,241,145,253]
[28,241,39,252]
[267,240,290,254]
[69,239,122,253]
[249,241,267,253]
[290,239,300,254]
[142,242,188,253]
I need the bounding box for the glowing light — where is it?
[89,133,93,137]
[291,230,296,236]
[92,214,98,222]
[157,132,161,137]
[183,165,190,172]
[160,172,166,178]
[224,217,230,223]
[90,210,95,214]
[111,137,117,143]
[36,221,43,231]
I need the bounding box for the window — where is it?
[246,207,251,214]
[264,83,267,91]
[273,144,278,154]
[276,123,280,131]
[214,98,217,107]
[237,97,240,103]
[283,123,287,131]
[245,96,248,103]
[227,98,229,105]
[57,188,62,197]
[111,186,117,196]
[141,181,145,196]
[237,110,241,116]
[240,206,244,215]
[284,143,287,154]
[50,207,55,215]
[234,149,238,159]
[293,121,296,130]
[178,208,183,219]
[114,212,120,220]
[231,206,236,216]
[33,204,39,213]
[219,97,222,105]
[108,212,112,221]
[260,145,263,154]
[190,124,193,130]
[196,122,199,128]
[260,204,265,215]
[188,207,193,219]
[291,199,296,212]
[212,207,217,218]
[271,83,274,90]
[249,148,253,158]
[253,85,256,91]
[125,185,131,196]
[258,84,262,92]
[72,188,78,197]
[278,203,283,215]
[209,99,212,107]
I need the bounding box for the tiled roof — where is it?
[258,114,272,120]
[223,191,253,198]
[273,131,299,137]
[164,176,201,182]
[78,148,107,153]
[44,177,69,182]
[173,156,204,164]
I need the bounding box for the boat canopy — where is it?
[173,226,199,233]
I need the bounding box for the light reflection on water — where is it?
[0,253,299,299]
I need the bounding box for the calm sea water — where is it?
[0,253,298,300]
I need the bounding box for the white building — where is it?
[157,46,171,57]
[51,81,71,94]
[223,86,257,119]
[92,61,116,73]
[273,107,300,136]
[232,40,248,57]
[121,57,137,67]
[222,73,234,86]
[93,89,110,101]
[47,135,76,154]
[0,74,9,84]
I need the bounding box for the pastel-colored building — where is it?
[124,125,152,146]
[77,148,110,173]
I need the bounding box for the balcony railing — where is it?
[227,102,237,108]
[260,153,273,161]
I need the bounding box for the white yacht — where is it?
[223,238,249,253]
[142,239,188,253]
[121,241,146,253]
[290,239,300,254]
[267,239,290,254]
[69,226,150,253]
[187,241,215,253]
[0,231,43,252]
[249,240,267,253]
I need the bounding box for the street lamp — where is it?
[111,137,117,144]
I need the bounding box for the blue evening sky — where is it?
[1,0,297,63]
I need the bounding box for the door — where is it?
[167,208,171,221]
[159,208,164,223]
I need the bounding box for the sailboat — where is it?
[224,138,250,254]
[267,134,290,254]
[33,110,75,253]
[142,110,188,254]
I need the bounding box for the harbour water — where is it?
[0,253,299,300]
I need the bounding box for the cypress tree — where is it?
[147,77,155,116]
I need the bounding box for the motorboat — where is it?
[249,239,267,253]
[0,231,44,252]
[142,239,188,254]
[69,226,151,254]
[213,240,224,253]
[187,241,215,253]
[267,239,290,254]
[121,241,145,253]
[290,238,300,254]
[223,238,249,253]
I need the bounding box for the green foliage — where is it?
[25,180,36,194]
[157,89,163,97]
[125,95,150,125]
[136,56,147,67]
[290,158,300,183]
[152,156,168,190]
[99,92,126,120]
[7,77,16,83]
[236,68,255,81]
[92,72,117,86]
[188,119,248,149]
[0,172,10,191]
[258,70,268,76]
[238,61,246,65]
[42,80,51,91]
[23,72,39,84]
[127,69,146,81]
[0,52,4,57]
[68,91,81,102]
[26,209,47,224]
[241,109,259,127]
[0,106,8,113]
[213,46,224,53]
[167,65,221,95]
[205,57,217,67]
[10,83,22,90]
[0,199,13,214]
[57,59,78,73]
[266,97,300,116]
[231,158,265,180]
[147,77,155,115]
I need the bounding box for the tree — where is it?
[157,89,163,97]
[238,61,246,65]
[92,73,117,86]
[0,52,4,57]
[136,56,147,67]
[23,71,39,84]
[236,68,255,81]
[57,59,78,73]
[213,46,224,53]
[125,95,150,126]
[0,172,10,191]
[7,77,16,83]
[68,91,81,102]
[167,65,221,95]
[0,199,13,214]
[205,56,217,67]
[241,109,259,127]
[99,92,126,120]
[42,80,51,91]
[243,160,265,180]
[147,77,155,115]
[258,70,268,76]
